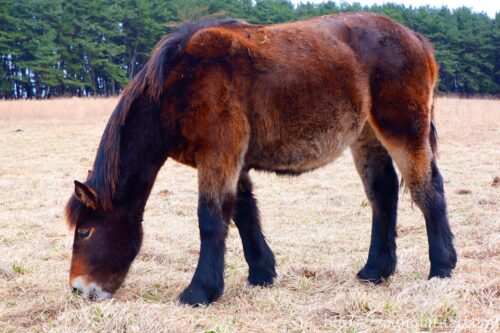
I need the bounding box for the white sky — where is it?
[290,0,499,18]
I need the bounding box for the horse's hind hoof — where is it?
[428,267,453,279]
[357,266,384,284]
[248,266,277,287]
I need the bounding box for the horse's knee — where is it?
[197,197,231,238]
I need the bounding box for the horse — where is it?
[65,12,457,305]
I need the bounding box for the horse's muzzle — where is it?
[70,276,113,300]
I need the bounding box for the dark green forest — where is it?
[0,0,498,99]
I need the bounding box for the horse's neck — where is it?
[103,97,167,210]
[117,161,163,211]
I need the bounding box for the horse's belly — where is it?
[246,124,362,174]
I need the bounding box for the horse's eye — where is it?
[77,228,91,239]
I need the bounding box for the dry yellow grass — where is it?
[0,97,117,123]
[0,97,499,332]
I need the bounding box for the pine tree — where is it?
[0,0,17,98]
[254,0,294,24]
[0,0,498,98]
[494,13,500,91]
[122,0,174,80]
[25,0,62,98]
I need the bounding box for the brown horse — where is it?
[66,13,456,305]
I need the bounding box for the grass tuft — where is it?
[10,262,29,275]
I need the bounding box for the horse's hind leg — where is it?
[233,172,276,286]
[369,101,457,279]
[422,158,457,278]
[350,124,399,283]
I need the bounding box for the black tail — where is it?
[429,99,438,157]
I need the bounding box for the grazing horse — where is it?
[66,12,457,305]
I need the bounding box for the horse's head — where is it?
[66,180,143,299]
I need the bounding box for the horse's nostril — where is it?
[72,287,82,296]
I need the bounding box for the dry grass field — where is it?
[0,97,498,332]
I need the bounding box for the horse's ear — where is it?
[74,180,98,210]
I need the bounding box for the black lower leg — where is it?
[351,128,399,284]
[357,160,399,283]
[417,160,457,279]
[179,197,229,305]
[233,173,276,286]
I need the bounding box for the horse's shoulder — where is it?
[185,24,257,59]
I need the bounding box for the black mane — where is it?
[66,17,243,226]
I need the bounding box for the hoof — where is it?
[248,266,277,287]
[178,283,222,306]
[429,267,453,279]
[357,266,384,284]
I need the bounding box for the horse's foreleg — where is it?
[178,121,248,305]
[178,165,239,305]
[178,193,232,305]
[233,172,276,286]
[350,124,399,283]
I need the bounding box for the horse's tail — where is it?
[414,32,439,157]
[429,98,438,157]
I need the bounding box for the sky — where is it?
[290,0,499,18]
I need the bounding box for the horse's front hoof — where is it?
[357,266,384,284]
[428,266,453,279]
[178,283,222,306]
[248,266,277,286]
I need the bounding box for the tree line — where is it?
[0,0,498,99]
